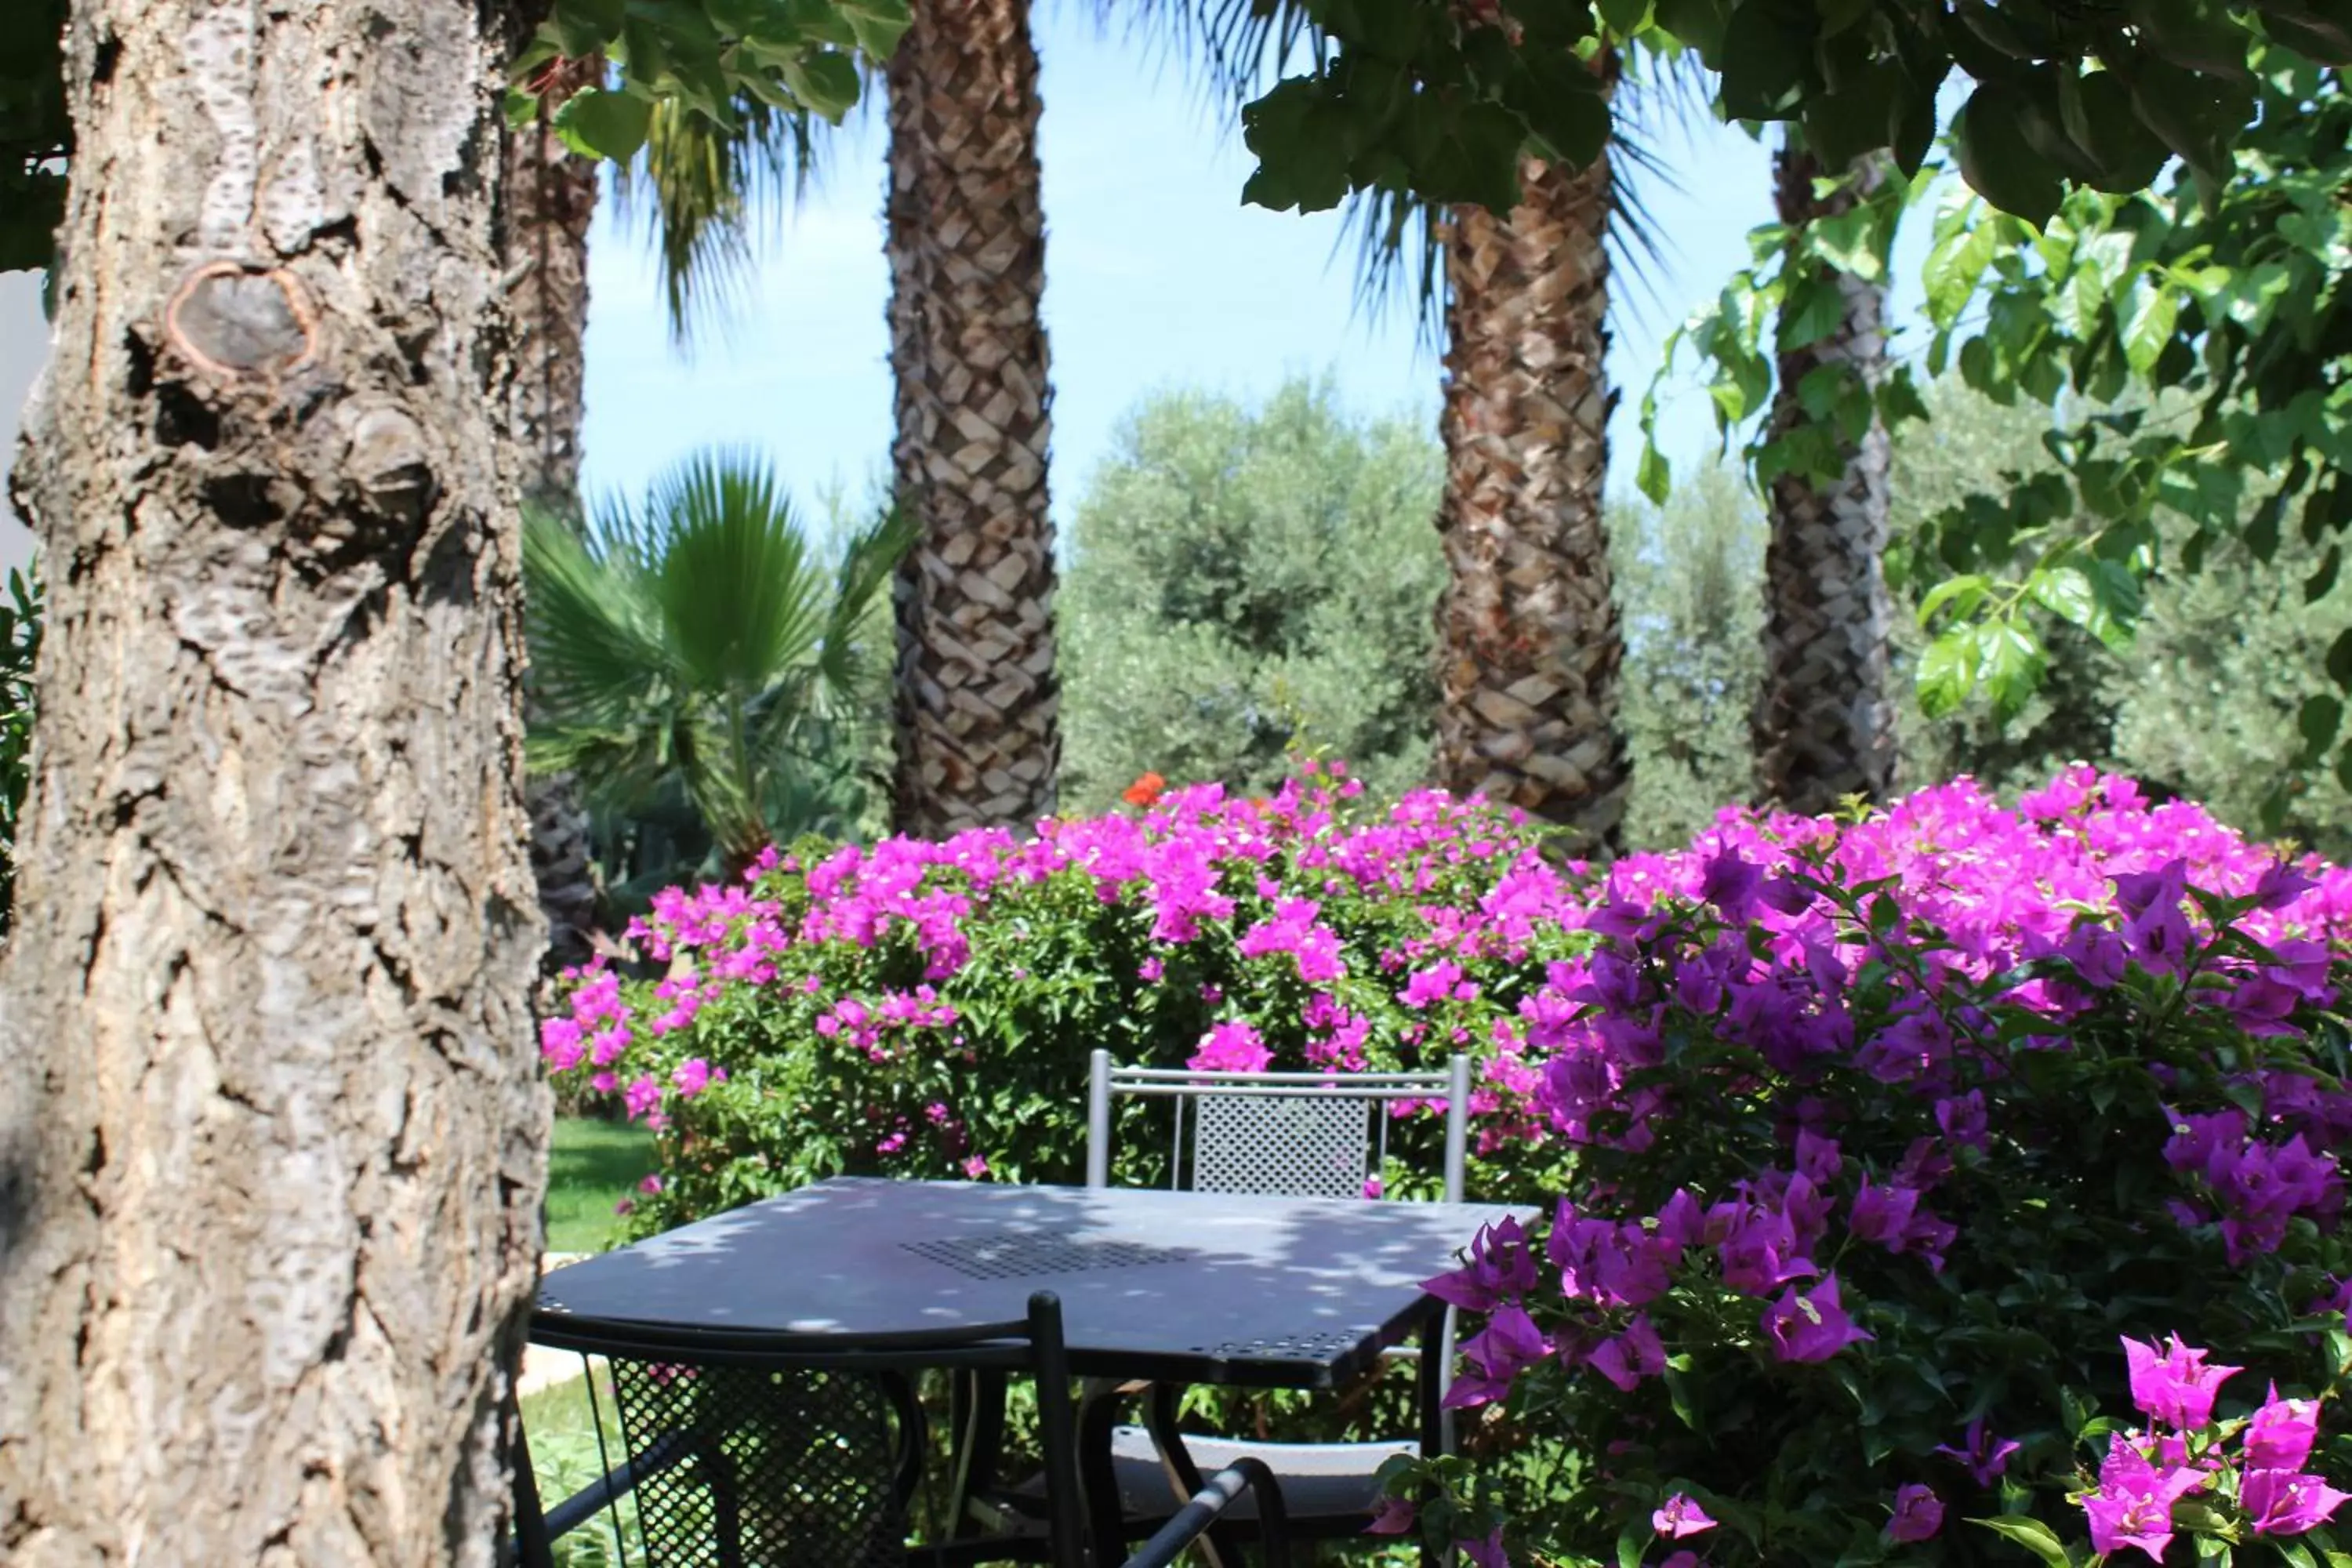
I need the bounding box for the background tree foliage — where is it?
[1057,375,2350,858]
[0,0,67,278]
[1059,379,1446,809]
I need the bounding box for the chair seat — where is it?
[1014,1427,1415,1529]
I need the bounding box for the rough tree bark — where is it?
[0,0,550,1561]
[1435,122,1629,857]
[1752,141,1896,814]
[884,0,1060,838]
[503,58,602,967]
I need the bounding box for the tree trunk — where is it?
[884,0,1059,839]
[503,58,603,966]
[0,0,549,1561]
[1752,141,1896,815]
[1435,130,1628,857]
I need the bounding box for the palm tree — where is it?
[1433,103,1630,855]
[1148,12,1680,853]
[1751,141,1896,814]
[884,0,1059,837]
[503,57,604,964]
[524,451,913,887]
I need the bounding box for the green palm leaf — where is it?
[524,450,909,877]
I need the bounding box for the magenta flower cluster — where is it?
[2078,1335,2347,1561]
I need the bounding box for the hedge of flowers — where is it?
[546,762,2352,1566]
[544,761,1594,1227]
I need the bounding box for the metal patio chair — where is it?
[1079,1050,1472,1563]
[512,1290,1291,1568]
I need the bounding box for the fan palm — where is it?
[524,452,913,887]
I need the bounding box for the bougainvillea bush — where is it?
[1407,768,2352,1566]
[543,761,1595,1232]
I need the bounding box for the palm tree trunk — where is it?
[884,0,1059,839]
[0,0,546,1554]
[504,61,604,959]
[1751,142,1896,815]
[1435,131,1628,856]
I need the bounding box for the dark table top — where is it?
[536,1178,1530,1388]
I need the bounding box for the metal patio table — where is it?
[533,1176,1531,1564]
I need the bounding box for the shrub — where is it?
[542,762,1595,1234]
[1406,768,2352,1566]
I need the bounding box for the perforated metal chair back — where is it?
[1084,1051,1472,1203]
[514,1293,1090,1568]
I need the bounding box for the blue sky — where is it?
[579,5,1937,524]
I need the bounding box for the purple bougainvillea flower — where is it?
[2243,1468,2352,1537]
[1933,1415,2022,1486]
[1457,1525,1509,1568]
[1652,1494,1715,1539]
[1660,1555,1702,1568]
[1363,1496,1415,1536]
[1763,1276,1873,1363]
[2122,1334,2241,1429]
[1423,1216,1540,1314]
[2245,1385,2322,1472]
[1885,1484,1944,1543]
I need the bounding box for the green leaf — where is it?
[2331,626,2352,691]
[551,0,626,55]
[552,86,653,161]
[1916,626,1980,718]
[1595,0,1649,37]
[2119,278,2182,375]
[1969,1514,2076,1568]
[2300,694,2343,759]
[839,0,910,57]
[1955,85,2065,225]
[1637,442,1671,506]
[1780,274,1848,352]
[1922,209,1998,328]
[2309,544,2343,603]
[1717,0,1813,119]
[780,49,861,120]
[1982,620,2047,724]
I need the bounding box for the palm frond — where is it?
[524,450,913,874]
[608,96,831,347]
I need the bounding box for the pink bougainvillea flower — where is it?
[2122,1334,2241,1429]
[2082,1436,2205,1562]
[1660,1555,1702,1568]
[1652,1494,1716,1538]
[2244,1468,2352,1536]
[1188,1018,1272,1073]
[2245,1385,2323,1472]
[1933,1415,2021,1486]
[1885,1485,1943,1543]
[962,1155,989,1179]
[1762,1276,1872,1363]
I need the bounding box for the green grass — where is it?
[545,1116,655,1255]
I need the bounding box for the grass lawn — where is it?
[545,1116,656,1255]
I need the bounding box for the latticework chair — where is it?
[512,1290,1290,1568]
[1080,1051,1472,1564]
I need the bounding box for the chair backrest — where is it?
[515,1292,1088,1568]
[1085,1051,1473,1203]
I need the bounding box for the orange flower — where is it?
[1123,771,1167,808]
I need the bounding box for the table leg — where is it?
[947,1367,1010,1539]
[1418,1310,1454,1568]
[1142,1384,1246,1568]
